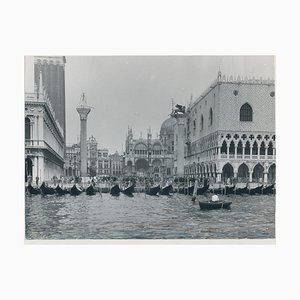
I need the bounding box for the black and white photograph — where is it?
[24,55,275,240]
[3,1,300,300]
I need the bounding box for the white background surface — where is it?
[1,0,299,299]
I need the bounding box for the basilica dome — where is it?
[160,117,176,137]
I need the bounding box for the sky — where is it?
[65,56,275,153]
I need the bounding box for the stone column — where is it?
[76,97,91,178]
[264,172,268,184]
[250,145,253,159]
[234,144,237,159]
[242,146,245,159]
[265,148,268,160]
[227,146,230,159]
[218,146,221,159]
[33,157,38,181]
[249,170,253,182]
[217,173,222,183]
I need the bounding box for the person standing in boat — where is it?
[35,176,39,187]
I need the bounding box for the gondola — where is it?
[55,185,70,195]
[86,184,96,196]
[209,187,224,195]
[225,185,235,195]
[160,184,173,196]
[235,185,249,195]
[196,184,209,195]
[178,187,185,194]
[145,184,160,196]
[262,184,275,195]
[40,182,56,195]
[70,184,83,196]
[27,184,41,195]
[249,185,263,195]
[199,200,232,210]
[110,184,121,196]
[186,185,194,195]
[121,184,134,196]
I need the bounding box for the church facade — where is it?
[124,120,175,179]
[182,73,275,184]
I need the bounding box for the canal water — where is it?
[25,193,275,240]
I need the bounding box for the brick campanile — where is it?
[76,93,91,177]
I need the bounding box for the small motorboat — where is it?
[70,184,83,196]
[121,184,134,196]
[110,184,121,196]
[146,184,160,196]
[199,200,232,210]
[40,182,56,195]
[160,184,173,196]
[27,184,41,195]
[86,184,96,196]
[262,184,275,195]
[55,185,70,195]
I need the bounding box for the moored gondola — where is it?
[55,185,70,195]
[225,185,235,195]
[110,184,121,196]
[121,184,134,196]
[235,185,249,195]
[145,184,160,196]
[186,185,194,195]
[160,184,173,196]
[178,187,185,194]
[199,200,232,210]
[27,184,41,195]
[70,184,83,196]
[40,182,56,195]
[262,184,275,195]
[86,184,96,196]
[196,184,209,195]
[209,187,224,195]
[249,185,263,195]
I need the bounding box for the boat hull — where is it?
[199,201,232,210]
[40,183,56,195]
[146,185,160,196]
[121,185,134,196]
[110,184,121,196]
[86,185,96,195]
[55,185,70,195]
[27,184,41,195]
[160,185,173,195]
[70,184,83,196]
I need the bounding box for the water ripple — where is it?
[25,193,275,240]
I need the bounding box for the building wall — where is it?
[218,82,275,132]
[183,75,276,183]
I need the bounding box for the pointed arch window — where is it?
[200,114,204,131]
[240,103,253,121]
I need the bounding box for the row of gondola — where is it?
[27,182,174,197]
[179,183,275,196]
[26,182,275,197]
